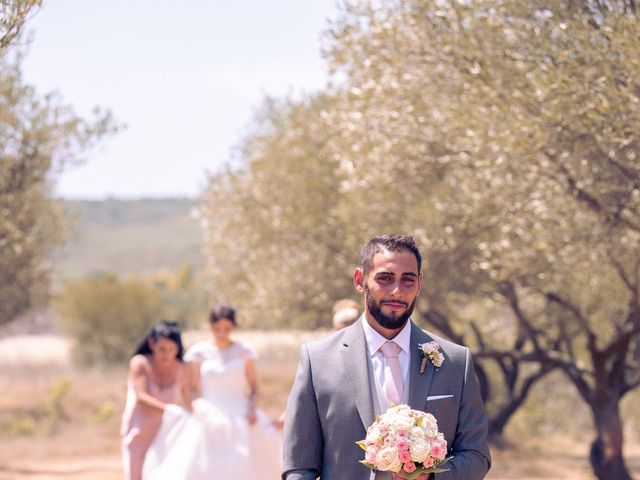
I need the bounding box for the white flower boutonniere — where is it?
[419,341,444,373]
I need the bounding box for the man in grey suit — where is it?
[282,234,491,480]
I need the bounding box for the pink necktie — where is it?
[380,341,404,406]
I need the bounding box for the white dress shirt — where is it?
[362,317,412,411]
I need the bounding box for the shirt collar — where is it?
[362,314,412,356]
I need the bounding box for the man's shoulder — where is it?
[424,330,466,350]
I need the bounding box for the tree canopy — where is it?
[0,3,117,325]
[0,0,41,51]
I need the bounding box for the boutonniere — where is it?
[419,341,444,373]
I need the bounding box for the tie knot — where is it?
[380,341,402,358]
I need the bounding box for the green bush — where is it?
[8,416,37,436]
[46,377,72,434]
[148,264,209,329]
[57,273,163,365]
[90,401,116,424]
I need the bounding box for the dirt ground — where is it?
[1,332,639,480]
[5,435,640,480]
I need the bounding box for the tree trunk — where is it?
[474,361,490,403]
[488,400,520,442]
[486,366,552,444]
[589,400,632,480]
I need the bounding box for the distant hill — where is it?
[53,198,203,279]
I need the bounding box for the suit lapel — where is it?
[341,318,376,430]
[408,321,436,412]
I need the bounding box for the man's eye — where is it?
[377,275,392,283]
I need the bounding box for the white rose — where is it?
[391,412,416,433]
[375,446,402,472]
[366,424,384,446]
[432,351,445,367]
[420,414,439,438]
[410,426,424,440]
[381,405,408,421]
[409,436,431,463]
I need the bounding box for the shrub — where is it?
[90,401,116,424]
[46,377,72,434]
[8,416,37,436]
[57,273,163,365]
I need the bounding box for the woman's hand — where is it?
[164,403,185,416]
[244,354,259,426]
[272,411,285,430]
[247,406,257,426]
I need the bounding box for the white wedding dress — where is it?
[142,341,282,479]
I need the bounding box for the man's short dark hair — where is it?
[359,234,422,276]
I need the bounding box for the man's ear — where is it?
[354,267,365,294]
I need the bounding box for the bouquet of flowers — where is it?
[357,404,450,479]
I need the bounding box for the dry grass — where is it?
[1,332,640,480]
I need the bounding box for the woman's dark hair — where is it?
[209,304,236,325]
[133,320,184,361]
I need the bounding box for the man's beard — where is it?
[364,283,416,330]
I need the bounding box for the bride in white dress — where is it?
[142,305,282,479]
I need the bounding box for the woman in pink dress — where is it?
[120,320,191,480]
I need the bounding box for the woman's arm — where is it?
[186,360,202,406]
[244,356,258,425]
[129,355,166,412]
[178,362,195,411]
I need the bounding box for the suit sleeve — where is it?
[436,349,491,480]
[282,344,322,480]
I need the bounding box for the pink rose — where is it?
[397,430,408,439]
[403,461,417,473]
[384,435,396,446]
[430,440,447,460]
[398,450,412,463]
[396,439,409,451]
[422,457,434,468]
[365,446,378,464]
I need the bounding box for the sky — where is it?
[22,0,339,199]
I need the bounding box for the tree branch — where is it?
[476,349,594,403]
[421,309,464,345]
[498,281,544,353]
[546,291,598,355]
[607,247,636,294]
[623,375,640,395]
[601,313,640,359]
[542,152,640,233]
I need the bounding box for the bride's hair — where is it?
[209,304,236,325]
[133,320,185,360]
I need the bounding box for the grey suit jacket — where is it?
[282,318,491,480]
